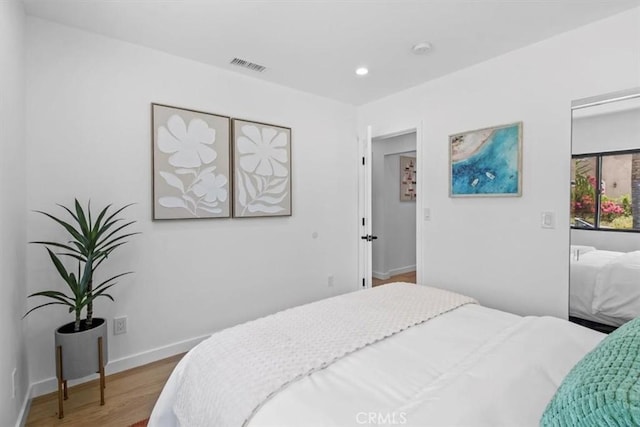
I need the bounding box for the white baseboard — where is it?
[15,386,32,427]
[388,264,416,277]
[28,333,210,399]
[372,271,389,280]
[373,265,416,281]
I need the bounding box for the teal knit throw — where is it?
[541,317,640,426]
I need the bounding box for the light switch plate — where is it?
[541,212,555,229]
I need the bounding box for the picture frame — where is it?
[152,103,231,219]
[232,118,292,217]
[400,156,417,201]
[449,121,523,197]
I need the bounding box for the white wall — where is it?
[572,105,640,155]
[25,18,358,394]
[0,1,29,425]
[372,133,416,278]
[383,151,417,276]
[571,103,640,252]
[358,8,640,318]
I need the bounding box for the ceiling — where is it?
[24,0,640,106]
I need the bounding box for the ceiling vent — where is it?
[229,58,267,73]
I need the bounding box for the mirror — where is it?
[569,88,640,333]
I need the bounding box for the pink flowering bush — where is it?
[600,199,625,222]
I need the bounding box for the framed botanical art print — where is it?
[449,122,522,197]
[232,119,292,217]
[152,103,231,219]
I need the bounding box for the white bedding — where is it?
[150,301,603,427]
[592,250,640,321]
[570,249,640,326]
[569,249,624,326]
[169,283,474,427]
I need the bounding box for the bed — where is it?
[149,283,633,427]
[570,246,640,327]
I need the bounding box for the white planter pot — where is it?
[54,318,108,380]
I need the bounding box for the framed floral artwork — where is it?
[152,104,231,219]
[232,119,292,217]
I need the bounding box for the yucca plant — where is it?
[25,200,138,332]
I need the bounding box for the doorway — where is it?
[371,132,417,286]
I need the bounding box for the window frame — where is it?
[571,148,640,233]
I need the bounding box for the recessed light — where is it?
[355,67,369,76]
[412,42,433,55]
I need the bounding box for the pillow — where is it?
[541,317,640,426]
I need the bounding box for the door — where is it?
[359,126,374,288]
[358,124,423,290]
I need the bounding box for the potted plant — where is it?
[25,199,137,416]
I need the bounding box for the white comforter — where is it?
[570,249,640,326]
[592,250,640,321]
[570,249,624,325]
[150,303,602,427]
[171,284,474,426]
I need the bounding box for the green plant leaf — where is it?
[93,242,130,269]
[27,290,74,303]
[57,252,86,263]
[77,257,93,296]
[29,241,81,254]
[24,302,71,318]
[67,271,81,297]
[96,229,139,253]
[92,272,132,292]
[46,248,71,284]
[95,204,135,240]
[91,204,112,239]
[90,289,115,303]
[87,200,92,231]
[35,210,87,248]
[102,203,135,227]
[28,201,138,320]
[74,199,91,239]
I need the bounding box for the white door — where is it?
[358,126,374,288]
[358,123,424,290]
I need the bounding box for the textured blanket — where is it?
[173,283,476,427]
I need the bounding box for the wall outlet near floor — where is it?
[327,274,335,287]
[114,316,128,335]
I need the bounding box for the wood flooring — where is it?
[372,270,416,287]
[25,353,183,427]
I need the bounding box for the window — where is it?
[571,150,640,232]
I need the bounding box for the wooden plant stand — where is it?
[55,336,106,419]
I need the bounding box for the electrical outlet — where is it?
[327,275,334,287]
[11,368,16,399]
[114,316,127,335]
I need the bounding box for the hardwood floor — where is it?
[26,353,183,427]
[372,270,416,287]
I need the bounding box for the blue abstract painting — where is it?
[449,122,522,197]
